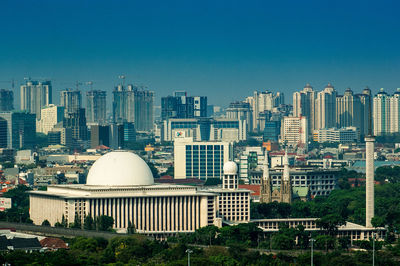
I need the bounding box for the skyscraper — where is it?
[373,88,400,136]
[112,84,154,132]
[20,80,52,119]
[0,111,36,149]
[0,89,13,111]
[358,88,373,137]
[281,116,308,148]
[336,88,362,130]
[86,90,107,125]
[60,89,82,113]
[293,84,316,134]
[315,83,337,130]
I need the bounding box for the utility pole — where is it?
[310,238,315,266]
[372,232,375,266]
[186,249,193,266]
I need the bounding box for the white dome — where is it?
[86,151,154,186]
[223,161,238,175]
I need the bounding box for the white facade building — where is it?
[293,84,316,134]
[315,84,337,130]
[313,127,359,143]
[36,104,65,134]
[373,88,400,136]
[174,138,231,179]
[280,116,308,148]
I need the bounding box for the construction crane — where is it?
[0,79,15,91]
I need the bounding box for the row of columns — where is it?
[88,196,203,232]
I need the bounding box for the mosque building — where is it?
[29,150,250,236]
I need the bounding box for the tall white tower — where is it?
[365,97,375,228]
[365,136,375,228]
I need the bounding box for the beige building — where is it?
[36,104,65,134]
[280,116,308,148]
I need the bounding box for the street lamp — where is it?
[186,249,193,266]
[310,238,315,266]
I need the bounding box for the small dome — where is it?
[86,151,154,186]
[223,161,238,175]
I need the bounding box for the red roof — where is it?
[239,184,260,196]
[40,237,68,250]
[96,145,110,150]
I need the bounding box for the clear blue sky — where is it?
[0,0,399,107]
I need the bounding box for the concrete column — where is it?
[365,136,375,228]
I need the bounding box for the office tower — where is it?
[161,92,207,120]
[245,90,284,131]
[358,88,373,137]
[90,125,110,148]
[109,123,124,149]
[47,131,61,145]
[50,127,73,147]
[0,118,7,148]
[112,84,154,132]
[86,90,107,124]
[293,84,316,135]
[20,80,52,119]
[36,104,65,134]
[174,138,231,179]
[315,84,337,130]
[0,89,13,111]
[226,101,252,131]
[63,108,88,141]
[281,116,308,148]
[0,112,36,149]
[263,121,281,142]
[123,122,136,141]
[60,89,82,113]
[336,88,362,130]
[238,147,266,180]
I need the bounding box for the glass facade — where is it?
[185,144,224,179]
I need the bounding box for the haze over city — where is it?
[1,0,400,107]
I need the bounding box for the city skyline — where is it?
[1,0,400,107]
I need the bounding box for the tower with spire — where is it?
[260,151,272,203]
[280,150,292,204]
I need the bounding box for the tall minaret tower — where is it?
[365,96,375,228]
[260,151,272,203]
[280,150,292,203]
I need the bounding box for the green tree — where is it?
[41,219,51,226]
[84,215,94,230]
[316,214,345,236]
[96,215,114,231]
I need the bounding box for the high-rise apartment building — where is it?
[86,90,107,125]
[293,84,316,135]
[20,80,52,119]
[36,104,65,134]
[315,84,336,130]
[280,116,308,148]
[336,88,362,130]
[358,88,373,137]
[373,88,400,136]
[60,89,82,113]
[112,84,154,132]
[0,89,13,111]
[245,91,284,131]
[161,92,207,120]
